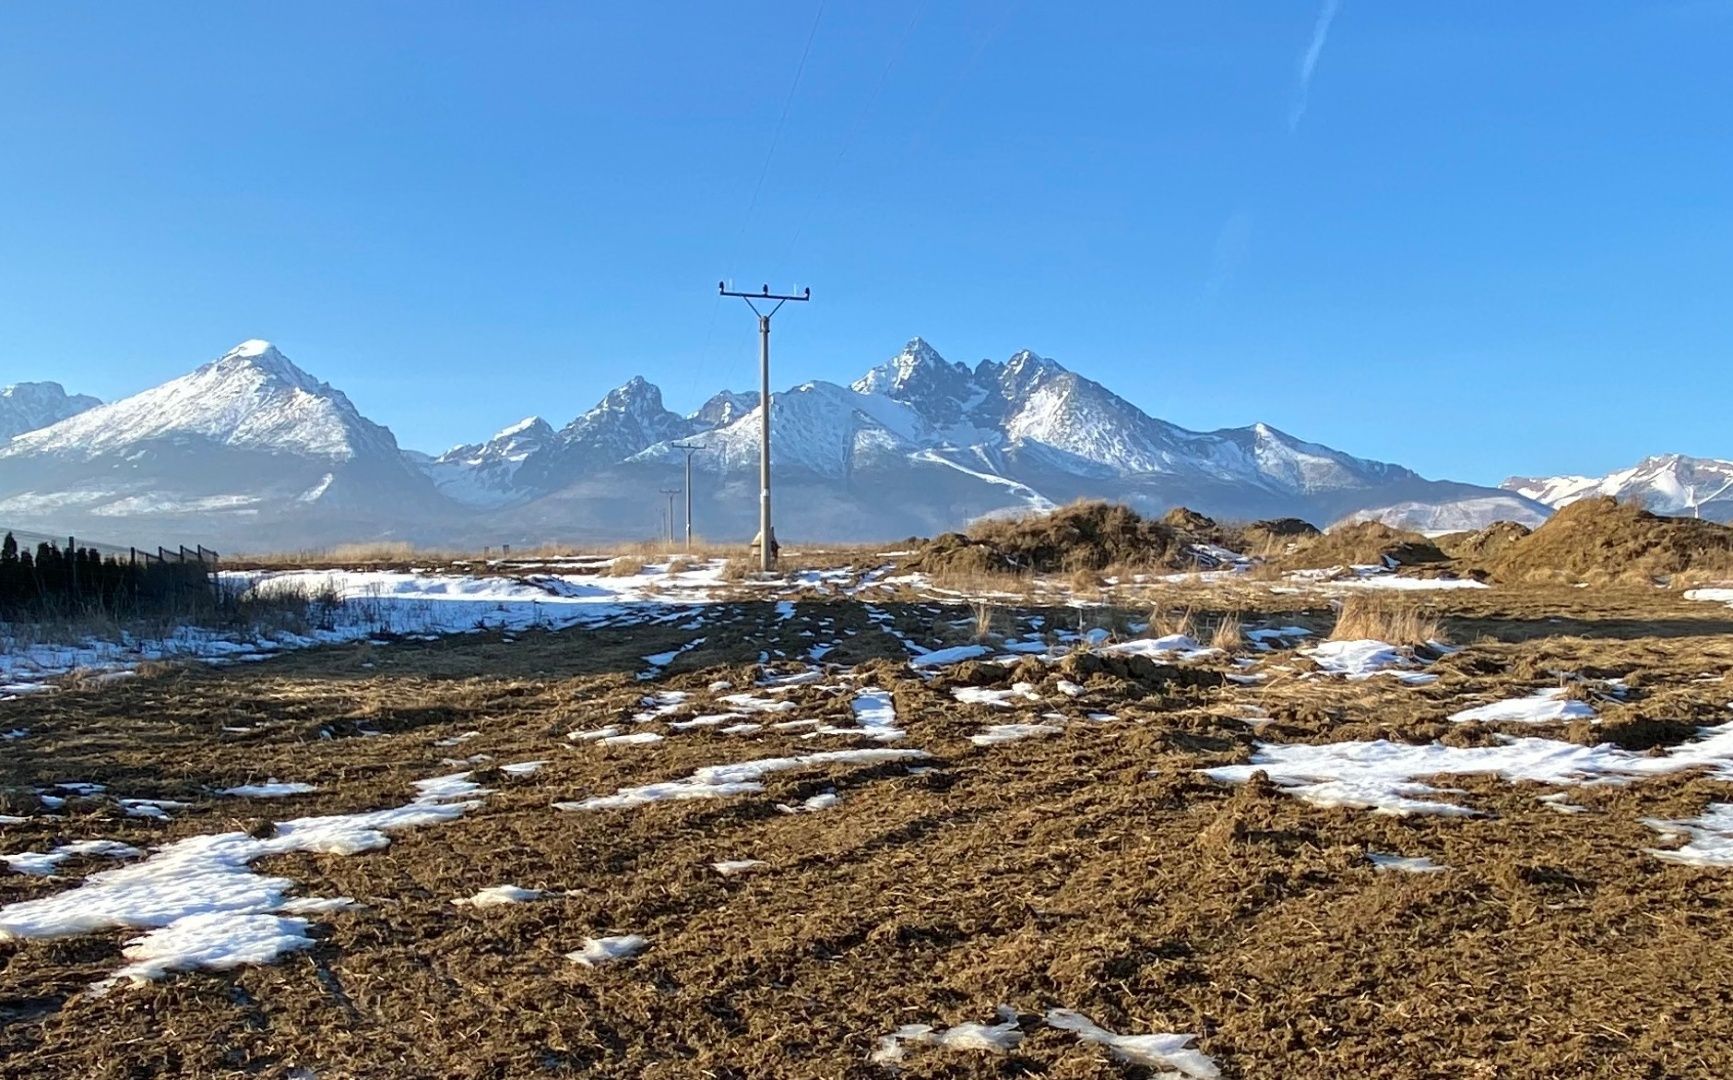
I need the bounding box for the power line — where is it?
[780,0,929,268]
[718,282,812,572]
[738,0,828,232]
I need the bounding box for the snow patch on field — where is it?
[3,840,141,877]
[453,885,543,908]
[1449,688,1595,725]
[554,749,928,811]
[872,1005,1025,1065]
[568,934,647,966]
[1046,1009,1218,1077]
[971,722,1063,747]
[911,644,991,669]
[218,781,316,798]
[1645,804,1733,867]
[0,772,487,989]
[1205,721,1733,816]
[711,859,766,876]
[1305,639,1436,683]
[1368,852,1447,873]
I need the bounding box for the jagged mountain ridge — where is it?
[0,336,1549,547]
[1503,454,1733,523]
[0,382,101,441]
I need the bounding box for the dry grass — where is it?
[1151,603,1197,639]
[1329,594,1445,646]
[1210,612,1243,652]
[970,601,997,642]
[602,557,646,578]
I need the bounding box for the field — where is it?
[4,553,1733,1078]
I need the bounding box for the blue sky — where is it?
[2,2,1729,484]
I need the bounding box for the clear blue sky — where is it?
[2,2,1729,483]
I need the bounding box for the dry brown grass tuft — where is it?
[971,601,997,642]
[603,557,646,578]
[1330,594,1445,646]
[1151,603,1196,640]
[1210,612,1243,652]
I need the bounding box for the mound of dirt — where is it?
[1279,521,1447,571]
[1435,521,1533,562]
[902,501,1215,575]
[1484,497,1733,583]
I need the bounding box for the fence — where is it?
[0,527,222,620]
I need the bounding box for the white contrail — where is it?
[1289,0,1341,132]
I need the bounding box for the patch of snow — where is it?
[453,885,543,908]
[1448,688,1595,725]
[1644,804,1733,867]
[1203,721,1733,816]
[599,731,665,747]
[1367,852,1447,873]
[554,749,927,812]
[3,840,142,877]
[568,934,647,966]
[971,722,1063,747]
[218,781,316,799]
[0,771,485,988]
[910,644,991,669]
[1045,1009,1218,1078]
[711,860,767,876]
[872,1005,1026,1065]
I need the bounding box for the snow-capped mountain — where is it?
[420,416,554,507]
[0,381,101,440]
[0,340,444,548]
[0,335,1550,548]
[689,390,760,428]
[1503,455,1733,522]
[1338,494,1552,534]
[508,376,697,493]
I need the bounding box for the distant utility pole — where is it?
[658,489,681,545]
[671,442,705,551]
[718,281,812,572]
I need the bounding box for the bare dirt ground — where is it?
[4,576,1733,1079]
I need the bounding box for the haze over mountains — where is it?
[1,338,1706,551]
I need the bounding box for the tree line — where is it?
[0,533,216,620]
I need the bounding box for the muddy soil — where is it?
[3,590,1732,1079]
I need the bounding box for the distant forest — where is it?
[0,533,215,619]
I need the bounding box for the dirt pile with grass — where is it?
[1239,517,1322,556]
[1278,521,1447,571]
[1483,497,1733,584]
[901,501,1220,576]
[1436,521,1533,562]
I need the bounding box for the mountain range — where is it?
[0,337,1696,551]
[1504,455,1733,521]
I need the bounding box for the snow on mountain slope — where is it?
[1341,494,1552,534]
[689,390,760,428]
[0,340,446,548]
[420,416,554,507]
[511,377,695,492]
[636,381,929,479]
[0,334,1543,547]
[1,341,398,462]
[1504,455,1733,521]
[0,382,101,440]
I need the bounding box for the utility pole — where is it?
[658,489,681,545]
[718,281,811,572]
[671,442,705,551]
